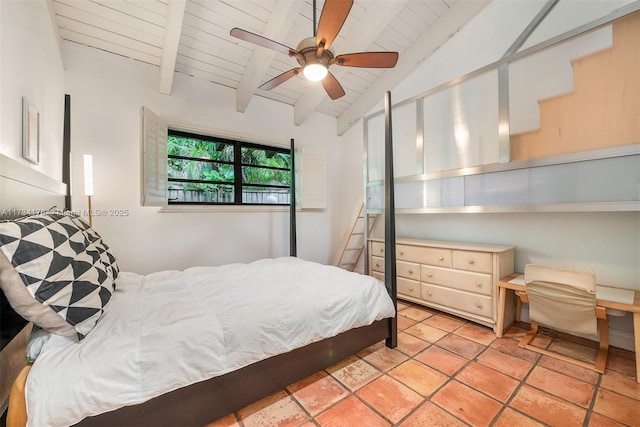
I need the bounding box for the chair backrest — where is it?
[524,264,597,335]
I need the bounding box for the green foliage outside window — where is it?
[167,131,291,204]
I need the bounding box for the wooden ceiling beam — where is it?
[159,0,187,95]
[235,0,303,113]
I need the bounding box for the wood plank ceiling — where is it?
[49,0,489,134]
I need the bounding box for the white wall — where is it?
[339,1,640,349]
[0,0,65,179]
[63,42,342,274]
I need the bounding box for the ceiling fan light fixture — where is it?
[303,63,328,81]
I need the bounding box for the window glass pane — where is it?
[241,146,291,168]
[242,186,290,205]
[168,158,234,182]
[423,69,499,173]
[168,135,234,161]
[168,184,234,204]
[167,130,292,206]
[242,166,290,186]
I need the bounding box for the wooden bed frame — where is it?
[0,92,398,426]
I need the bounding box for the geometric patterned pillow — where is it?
[0,212,118,341]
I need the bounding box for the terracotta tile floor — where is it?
[207,301,640,427]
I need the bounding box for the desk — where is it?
[497,273,640,383]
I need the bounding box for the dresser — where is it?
[369,238,516,333]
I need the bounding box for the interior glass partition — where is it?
[364,1,639,214]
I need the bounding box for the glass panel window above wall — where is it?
[365,98,422,182]
[366,113,385,182]
[423,69,499,173]
[392,101,421,178]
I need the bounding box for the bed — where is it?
[0,93,398,427]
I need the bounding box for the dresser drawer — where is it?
[371,256,385,273]
[371,271,384,282]
[371,241,386,257]
[397,260,420,280]
[397,244,452,267]
[453,250,492,274]
[398,277,420,298]
[420,265,492,296]
[421,283,492,318]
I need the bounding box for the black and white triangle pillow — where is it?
[0,211,118,340]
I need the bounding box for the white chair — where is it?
[518,264,609,373]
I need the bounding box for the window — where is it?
[141,106,326,209]
[167,129,292,205]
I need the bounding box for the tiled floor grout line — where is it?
[393,303,636,427]
[442,323,540,427]
[463,338,522,427]
[495,340,541,426]
[427,329,489,426]
[284,383,316,426]
[401,306,478,425]
[392,307,500,426]
[348,363,402,426]
[401,305,560,427]
[583,372,604,427]
[407,329,480,425]
[218,301,639,427]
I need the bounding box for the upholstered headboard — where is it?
[0,154,66,413]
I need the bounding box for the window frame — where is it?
[167,128,292,207]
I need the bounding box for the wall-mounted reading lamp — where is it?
[83,154,94,226]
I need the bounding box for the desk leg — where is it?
[496,286,506,338]
[634,312,640,383]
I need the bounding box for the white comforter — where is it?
[25,257,395,426]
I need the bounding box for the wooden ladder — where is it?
[333,203,376,273]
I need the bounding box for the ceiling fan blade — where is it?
[331,52,399,68]
[230,28,297,56]
[259,68,303,91]
[321,71,346,100]
[316,0,353,50]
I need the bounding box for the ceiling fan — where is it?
[230,0,399,100]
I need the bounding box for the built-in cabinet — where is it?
[369,238,515,333]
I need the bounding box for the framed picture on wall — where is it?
[22,96,39,164]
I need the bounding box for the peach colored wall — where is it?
[510,12,640,160]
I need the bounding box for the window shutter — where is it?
[140,106,168,207]
[299,147,326,209]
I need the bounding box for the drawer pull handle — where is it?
[427,273,432,278]
[475,283,481,287]
[408,269,413,274]
[409,287,414,291]
[439,256,444,261]
[379,249,384,253]
[375,263,380,267]
[468,260,474,264]
[476,304,481,308]
[400,251,404,255]
[428,292,432,296]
